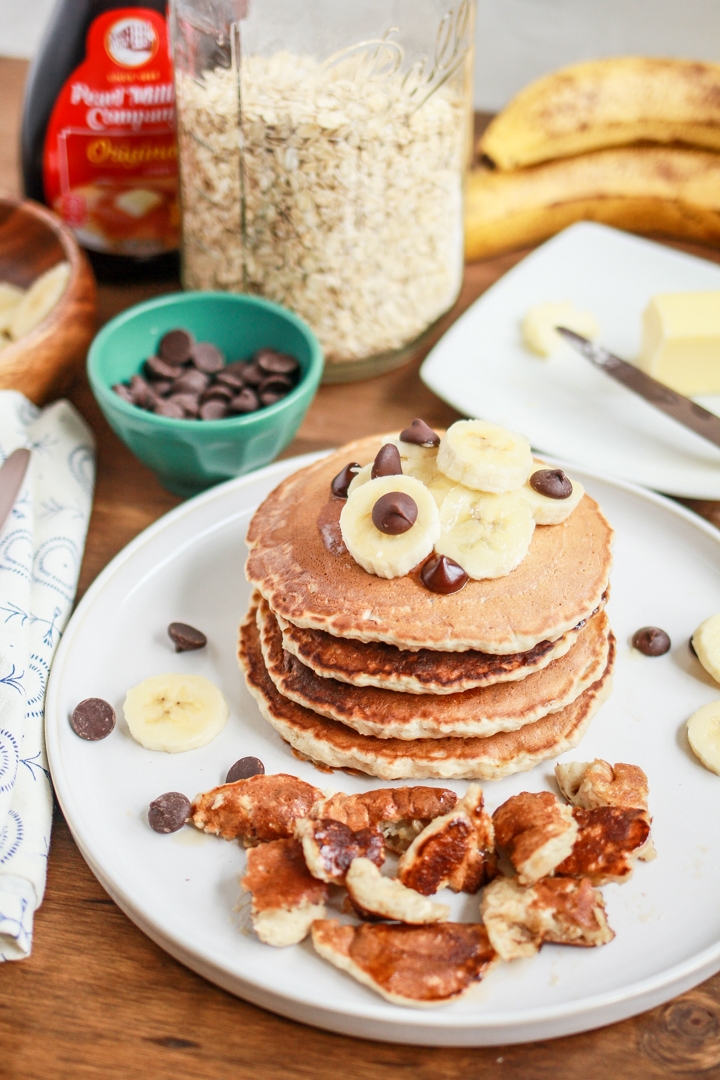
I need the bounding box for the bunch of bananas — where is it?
[465,57,720,261]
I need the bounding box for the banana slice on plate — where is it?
[519,465,585,524]
[9,261,71,340]
[687,701,720,775]
[124,673,229,753]
[437,419,533,494]
[340,474,440,578]
[435,486,535,579]
[692,614,720,684]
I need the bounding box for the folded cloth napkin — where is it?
[0,391,95,960]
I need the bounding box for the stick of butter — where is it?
[639,292,720,395]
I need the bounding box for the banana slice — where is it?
[0,283,23,333]
[521,302,599,357]
[437,419,533,494]
[687,701,720,775]
[692,614,720,684]
[401,454,458,509]
[388,437,437,465]
[519,466,585,524]
[435,486,535,579]
[347,462,373,496]
[9,261,71,341]
[123,673,229,753]
[340,474,440,578]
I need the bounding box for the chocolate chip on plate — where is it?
[159,329,194,365]
[148,791,191,834]
[171,368,209,396]
[400,418,440,447]
[199,399,228,420]
[154,399,186,419]
[421,553,468,594]
[230,388,260,414]
[226,756,265,783]
[167,392,200,418]
[112,383,134,404]
[331,462,361,499]
[371,443,403,479]
[70,697,116,741]
[530,469,573,499]
[372,491,418,534]
[146,354,184,381]
[255,349,299,376]
[632,626,671,656]
[168,622,207,652]
[191,341,225,373]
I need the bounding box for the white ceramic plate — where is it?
[46,452,720,1046]
[421,222,720,498]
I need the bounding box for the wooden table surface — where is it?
[4,55,720,1080]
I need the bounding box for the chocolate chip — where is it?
[154,399,186,419]
[129,374,155,409]
[230,388,260,414]
[159,329,194,365]
[258,374,293,395]
[259,390,285,407]
[225,756,265,783]
[690,637,698,658]
[70,698,116,741]
[171,368,209,396]
[331,462,361,499]
[191,341,225,373]
[168,622,207,652]
[400,418,440,447]
[146,354,184,381]
[152,379,173,397]
[148,792,191,834]
[530,469,573,499]
[372,491,418,534]
[113,383,134,404]
[371,443,403,479]
[236,363,264,387]
[199,399,229,420]
[202,383,234,402]
[215,370,246,391]
[255,349,299,376]
[167,392,200,418]
[421,553,468,594]
[632,627,671,656]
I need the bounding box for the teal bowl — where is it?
[88,292,323,497]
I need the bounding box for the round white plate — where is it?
[46,452,720,1046]
[421,222,720,499]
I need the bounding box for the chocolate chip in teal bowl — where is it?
[87,292,323,496]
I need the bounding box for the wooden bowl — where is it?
[0,197,97,404]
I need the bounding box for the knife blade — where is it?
[0,448,31,535]
[556,327,720,452]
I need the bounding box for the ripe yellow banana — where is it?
[479,57,720,170]
[464,146,720,262]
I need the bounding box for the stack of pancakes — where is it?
[240,436,615,781]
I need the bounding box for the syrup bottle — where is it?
[21,0,180,281]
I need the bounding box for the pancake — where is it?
[238,608,615,781]
[245,436,614,653]
[257,595,611,740]
[277,604,605,694]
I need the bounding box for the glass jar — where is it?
[170,0,475,381]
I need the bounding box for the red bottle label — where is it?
[43,8,179,256]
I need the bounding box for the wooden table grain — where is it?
[4,55,720,1080]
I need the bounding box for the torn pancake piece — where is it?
[555,806,652,884]
[345,858,450,924]
[191,772,323,844]
[397,785,496,895]
[311,920,496,1007]
[241,838,328,946]
[492,791,578,884]
[481,876,614,962]
[555,759,649,811]
[295,817,384,884]
[311,786,458,853]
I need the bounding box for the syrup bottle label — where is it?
[43,7,179,256]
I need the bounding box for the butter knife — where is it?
[556,327,720,452]
[0,448,31,535]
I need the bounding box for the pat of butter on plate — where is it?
[640,292,720,395]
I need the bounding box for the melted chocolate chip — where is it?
[159,329,194,365]
[530,469,573,500]
[70,698,116,741]
[399,418,440,447]
[168,622,207,652]
[226,756,265,783]
[421,553,468,594]
[148,792,191,834]
[331,462,361,499]
[632,626,671,656]
[371,444,403,479]
[372,492,418,534]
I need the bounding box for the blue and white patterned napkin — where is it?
[0,391,95,960]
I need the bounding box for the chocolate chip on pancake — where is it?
[371,443,403,479]
[530,469,573,499]
[372,492,417,534]
[295,817,384,884]
[71,697,116,740]
[421,553,468,594]
[400,418,440,447]
[331,463,361,499]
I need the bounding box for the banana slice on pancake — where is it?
[519,466,585,525]
[435,486,535,579]
[437,419,533,494]
[340,474,440,578]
